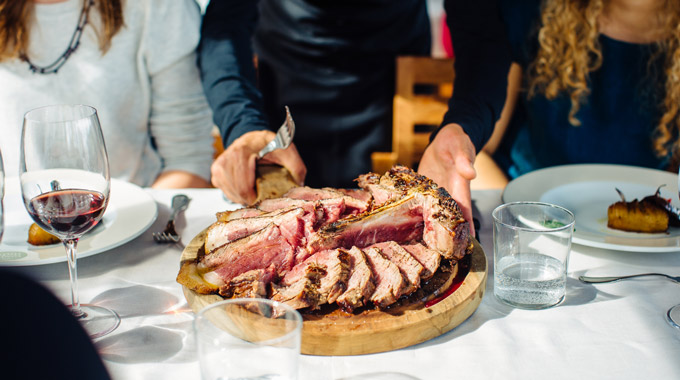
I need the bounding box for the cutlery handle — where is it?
[169,194,190,221]
[579,275,625,283]
[579,273,678,284]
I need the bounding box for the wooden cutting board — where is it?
[181,230,487,356]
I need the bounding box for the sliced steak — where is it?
[366,166,472,259]
[370,241,423,296]
[310,194,424,252]
[218,267,276,299]
[257,196,349,225]
[271,263,325,310]
[216,207,264,222]
[330,188,373,204]
[336,247,375,312]
[205,208,305,253]
[363,247,406,308]
[420,193,470,260]
[284,186,369,214]
[199,224,296,284]
[401,242,440,280]
[282,249,351,305]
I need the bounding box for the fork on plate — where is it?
[257,106,295,159]
[153,194,190,244]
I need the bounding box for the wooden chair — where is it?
[371,56,455,174]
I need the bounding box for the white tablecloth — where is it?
[9,188,680,379]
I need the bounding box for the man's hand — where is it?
[211,130,307,205]
[418,123,477,236]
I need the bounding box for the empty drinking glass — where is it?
[195,298,303,380]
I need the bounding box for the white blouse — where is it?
[0,0,214,187]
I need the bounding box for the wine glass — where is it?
[20,104,120,338]
[670,168,680,329]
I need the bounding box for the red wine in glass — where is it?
[21,104,119,338]
[27,189,105,238]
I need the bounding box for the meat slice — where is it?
[356,172,398,206]
[363,247,406,308]
[331,188,373,204]
[271,263,325,310]
[282,249,351,305]
[401,242,441,280]
[199,224,296,285]
[216,207,264,222]
[218,267,276,299]
[310,194,424,252]
[336,247,375,312]
[205,208,305,253]
[370,241,423,296]
[420,193,470,260]
[359,165,471,260]
[284,186,369,214]
[256,197,312,213]
[257,196,348,225]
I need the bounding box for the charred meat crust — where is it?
[181,165,473,312]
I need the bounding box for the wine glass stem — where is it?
[63,238,84,318]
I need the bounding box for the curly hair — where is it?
[528,0,680,167]
[0,0,124,62]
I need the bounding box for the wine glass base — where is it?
[667,304,680,330]
[69,304,121,339]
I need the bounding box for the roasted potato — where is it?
[27,223,60,246]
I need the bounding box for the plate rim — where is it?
[0,178,158,266]
[502,163,680,252]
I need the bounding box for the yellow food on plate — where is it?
[607,200,668,233]
[607,186,678,233]
[27,223,60,246]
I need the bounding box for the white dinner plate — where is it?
[502,164,680,252]
[0,177,157,266]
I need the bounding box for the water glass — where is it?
[492,201,575,309]
[194,298,303,380]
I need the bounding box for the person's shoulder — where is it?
[499,0,542,64]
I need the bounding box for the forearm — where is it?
[152,170,212,189]
[199,0,269,148]
[146,0,215,182]
[437,0,512,152]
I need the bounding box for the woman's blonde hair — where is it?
[528,0,680,167]
[0,0,124,62]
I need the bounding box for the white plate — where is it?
[0,178,157,266]
[502,164,680,252]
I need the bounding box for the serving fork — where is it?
[579,273,680,284]
[257,106,295,159]
[153,194,190,243]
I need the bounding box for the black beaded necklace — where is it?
[20,0,94,74]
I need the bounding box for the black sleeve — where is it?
[436,0,512,152]
[198,0,270,148]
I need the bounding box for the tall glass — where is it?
[20,104,119,338]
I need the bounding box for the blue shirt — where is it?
[441,0,670,178]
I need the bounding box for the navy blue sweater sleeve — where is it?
[437,0,512,152]
[198,0,270,148]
